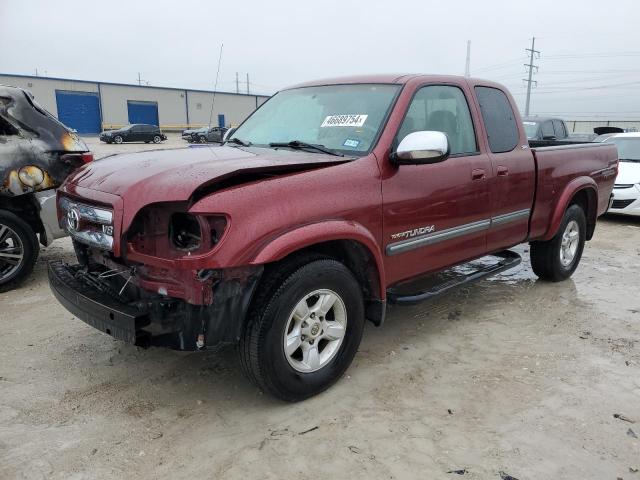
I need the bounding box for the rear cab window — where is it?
[474,86,519,153]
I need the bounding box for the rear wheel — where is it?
[239,258,365,401]
[530,204,586,282]
[0,211,39,293]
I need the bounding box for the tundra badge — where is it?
[391,225,435,240]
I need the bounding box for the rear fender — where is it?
[250,220,386,299]
[541,176,597,241]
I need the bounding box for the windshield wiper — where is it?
[269,140,344,157]
[619,158,640,162]
[226,137,251,147]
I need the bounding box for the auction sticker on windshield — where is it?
[321,114,368,128]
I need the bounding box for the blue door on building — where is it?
[217,114,225,127]
[55,90,101,134]
[127,101,159,126]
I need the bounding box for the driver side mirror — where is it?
[391,131,450,165]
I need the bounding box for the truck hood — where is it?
[65,145,354,204]
[616,161,640,185]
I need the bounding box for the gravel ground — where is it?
[1,137,639,479]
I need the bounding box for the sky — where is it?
[2,0,640,119]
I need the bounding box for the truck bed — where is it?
[528,142,618,240]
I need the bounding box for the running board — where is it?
[387,250,522,305]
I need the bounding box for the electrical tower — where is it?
[523,37,540,116]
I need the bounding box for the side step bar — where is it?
[387,250,522,305]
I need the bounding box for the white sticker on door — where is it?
[321,114,368,128]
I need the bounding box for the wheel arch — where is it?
[542,177,598,241]
[250,222,386,326]
[0,194,45,244]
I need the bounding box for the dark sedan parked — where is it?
[194,126,228,143]
[181,126,206,143]
[99,124,167,144]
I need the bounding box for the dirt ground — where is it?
[1,136,639,479]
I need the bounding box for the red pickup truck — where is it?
[49,74,617,401]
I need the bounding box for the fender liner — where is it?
[541,176,597,241]
[250,220,386,301]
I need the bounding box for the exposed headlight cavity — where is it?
[170,213,202,251]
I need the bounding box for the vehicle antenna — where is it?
[208,43,224,128]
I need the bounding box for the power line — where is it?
[523,37,540,116]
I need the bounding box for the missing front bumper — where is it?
[48,261,263,351]
[48,261,151,346]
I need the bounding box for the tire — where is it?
[114,135,123,144]
[198,136,207,144]
[240,257,365,401]
[530,204,586,282]
[0,211,39,293]
[153,135,162,144]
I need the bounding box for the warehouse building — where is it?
[0,73,270,134]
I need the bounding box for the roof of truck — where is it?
[285,74,504,90]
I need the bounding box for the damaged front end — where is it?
[52,196,263,351]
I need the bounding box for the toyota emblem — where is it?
[67,208,80,232]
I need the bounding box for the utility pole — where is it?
[137,72,143,86]
[246,73,250,94]
[464,40,471,77]
[523,37,540,116]
[236,72,240,94]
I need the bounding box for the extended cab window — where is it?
[396,85,477,155]
[475,86,519,153]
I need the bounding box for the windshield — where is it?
[523,121,539,139]
[230,84,401,154]
[605,137,640,162]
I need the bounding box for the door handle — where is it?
[497,166,509,176]
[471,168,486,180]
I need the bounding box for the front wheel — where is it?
[239,258,365,401]
[198,136,207,143]
[153,135,162,144]
[114,135,123,144]
[0,211,39,293]
[530,204,586,282]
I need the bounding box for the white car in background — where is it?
[605,133,640,216]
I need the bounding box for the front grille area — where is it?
[59,196,114,250]
[611,199,635,209]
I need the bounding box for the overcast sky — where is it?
[2,0,639,118]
